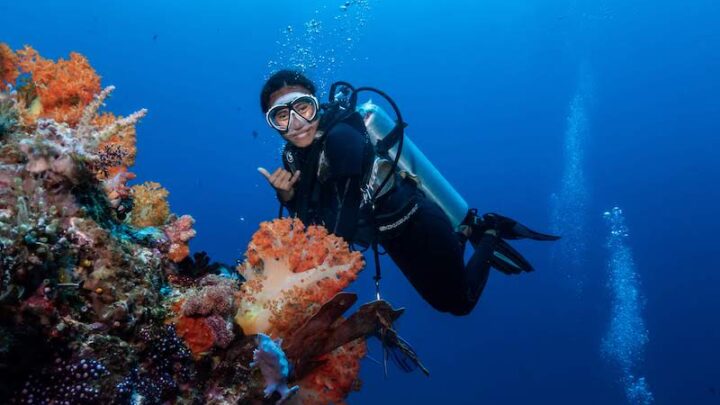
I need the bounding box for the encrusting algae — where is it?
[0,44,424,404]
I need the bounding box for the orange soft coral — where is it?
[175,315,215,357]
[17,46,101,126]
[130,181,170,227]
[0,43,18,86]
[235,218,365,338]
[295,340,366,405]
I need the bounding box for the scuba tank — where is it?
[358,101,469,230]
[324,81,469,230]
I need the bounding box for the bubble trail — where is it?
[550,67,592,289]
[267,0,372,94]
[602,207,654,405]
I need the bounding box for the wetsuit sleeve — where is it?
[278,190,297,215]
[324,122,369,179]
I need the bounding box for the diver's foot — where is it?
[463,209,495,246]
[458,224,472,238]
[463,209,560,274]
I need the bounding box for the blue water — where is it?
[3,0,719,403]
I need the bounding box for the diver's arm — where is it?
[280,191,298,217]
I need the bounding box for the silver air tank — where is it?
[358,101,470,229]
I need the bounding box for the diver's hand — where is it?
[257,167,301,202]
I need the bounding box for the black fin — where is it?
[509,221,560,241]
[469,234,535,275]
[482,212,560,241]
[490,239,534,274]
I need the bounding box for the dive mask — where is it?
[265,92,319,132]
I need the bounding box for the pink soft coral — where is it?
[164,215,196,263]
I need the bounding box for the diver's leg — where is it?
[381,197,487,315]
[461,232,494,307]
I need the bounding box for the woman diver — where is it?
[257,70,559,315]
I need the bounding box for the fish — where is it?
[250,333,300,404]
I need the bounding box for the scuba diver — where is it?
[257,70,559,316]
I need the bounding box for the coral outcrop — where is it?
[0,44,424,404]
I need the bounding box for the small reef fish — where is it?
[250,333,299,404]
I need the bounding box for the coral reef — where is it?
[0,44,422,404]
[0,44,204,403]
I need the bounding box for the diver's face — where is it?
[267,85,319,148]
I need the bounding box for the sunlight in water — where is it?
[550,66,592,290]
[602,207,654,405]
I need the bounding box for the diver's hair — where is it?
[260,70,317,113]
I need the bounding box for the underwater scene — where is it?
[0,0,718,404]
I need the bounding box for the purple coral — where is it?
[138,324,192,372]
[115,325,194,403]
[14,357,109,404]
[205,314,234,349]
[180,275,236,317]
[116,369,179,404]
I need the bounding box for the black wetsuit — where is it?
[280,112,490,315]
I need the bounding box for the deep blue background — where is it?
[2,0,719,403]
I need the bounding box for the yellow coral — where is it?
[130,181,170,227]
